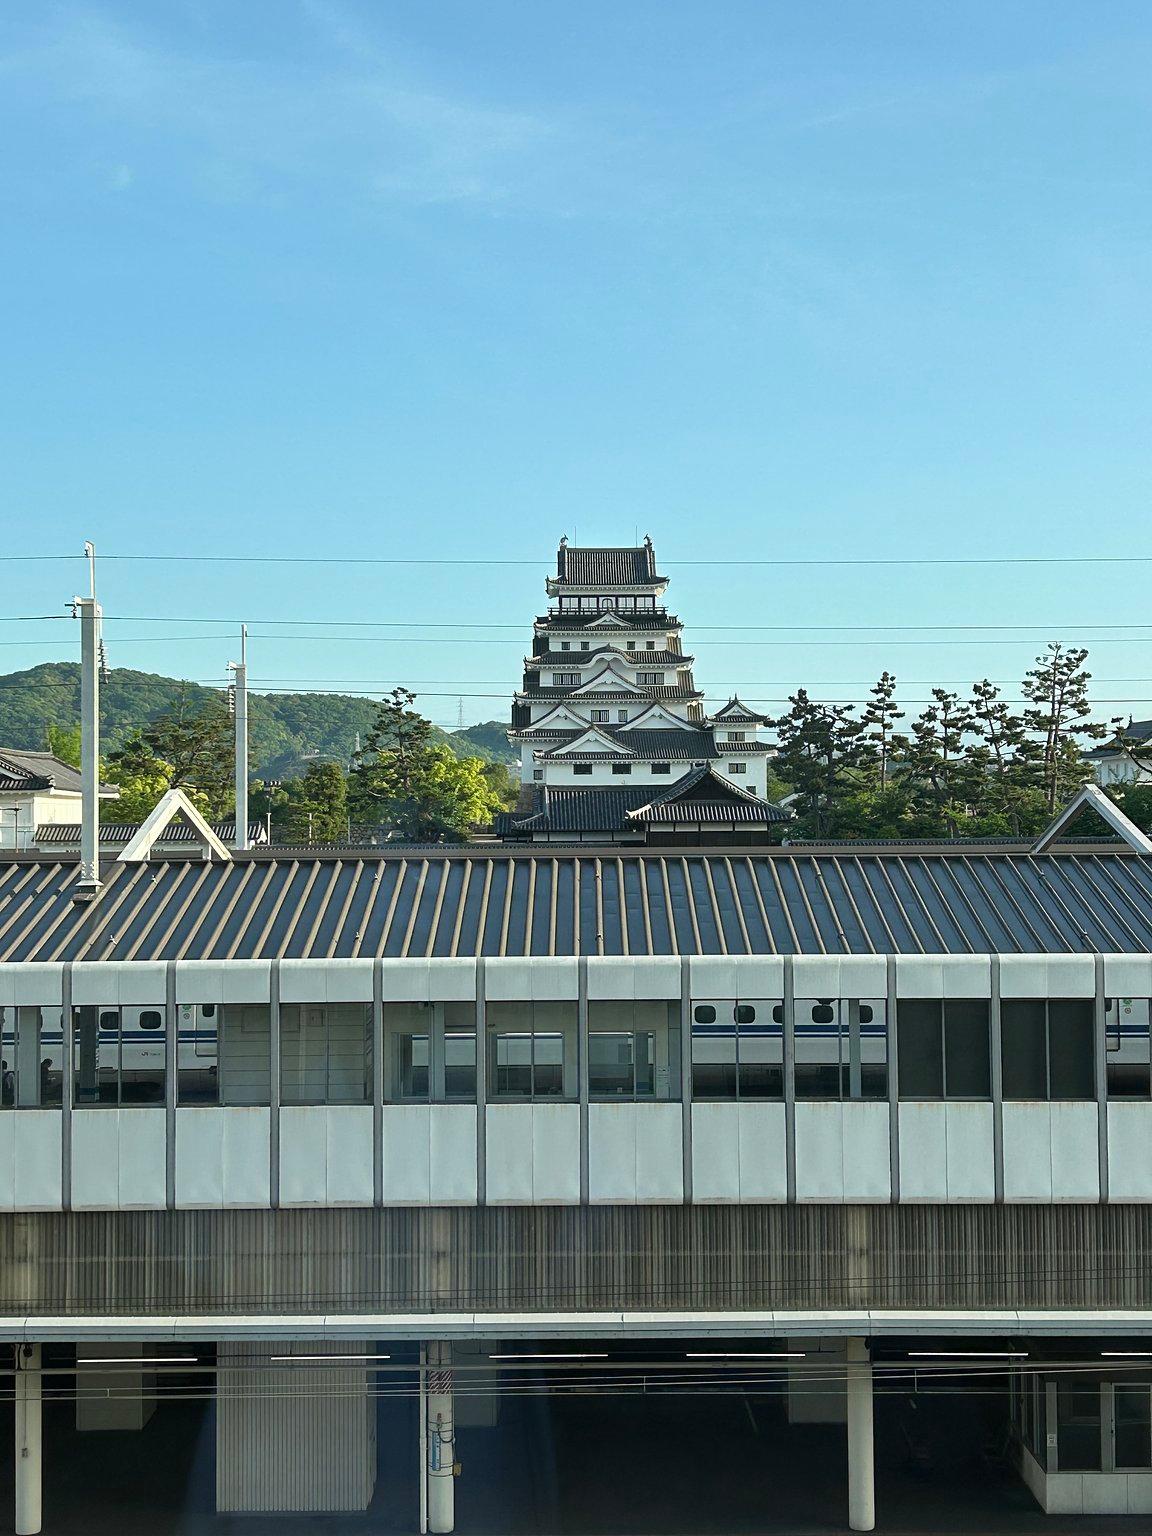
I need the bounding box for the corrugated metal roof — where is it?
[0,848,1150,959]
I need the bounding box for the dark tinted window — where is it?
[1001,1000,1048,1098]
[898,999,944,1098]
[944,1000,991,1097]
[1048,999,1094,1099]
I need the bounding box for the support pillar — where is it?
[15,1344,42,1536]
[846,1337,875,1533]
[426,1341,456,1535]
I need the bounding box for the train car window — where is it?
[202,1004,216,1019]
[795,999,888,1100]
[0,1006,64,1109]
[734,1004,756,1024]
[99,1010,119,1031]
[693,1005,717,1024]
[1105,998,1151,1098]
[690,1000,782,1100]
[140,1011,163,1030]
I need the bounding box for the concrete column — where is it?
[846,1337,875,1533]
[427,1341,456,1535]
[15,1344,42,1536]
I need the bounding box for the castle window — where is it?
[652,763,671,774]
[627,641,636,651]
[646,640,656,650]
[560,641,571,651]
[617,710,628,723]
[552,673,580,686]
[612,763,632,775]
[728,762,747,775]
[638,672,665,686]
[573,765,592,776]
[727,731,746,742]
[533,769,544,781]
[591,709,610,723]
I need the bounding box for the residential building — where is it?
[0,751,118,850]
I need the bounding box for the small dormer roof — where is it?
[708,697,772,726]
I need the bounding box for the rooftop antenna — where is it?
[71,541,102,900]
[228,625,249,851]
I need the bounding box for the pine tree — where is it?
[1020,644,1108,812]
[771,690,864,838]
[859,672,904,788]
[903,690,974,838]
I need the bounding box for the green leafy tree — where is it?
[45,722,82,769]
[771,690,864,837]
[280,762,348,844]
[902,690,975,838]
[350,691,506,840]
[104,687,233,821]
[1021,644,1108,813]
[859,672,904,788]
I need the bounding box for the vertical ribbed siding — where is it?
[216,1340,375,1512]
[0,1205,1149,1315]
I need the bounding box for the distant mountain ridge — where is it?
[0,664,515,779]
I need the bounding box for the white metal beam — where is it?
[116,788,233,864]
[1031,782,1152,855]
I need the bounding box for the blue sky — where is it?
[1,1,1151,729]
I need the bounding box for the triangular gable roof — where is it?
[1030,783,1152,855]
[519,703,595,733]
[570,664,650,697]
[117,788,233,864]
[626,764,770,815]
[540,728,636,759]
[584,612,631,629]
[710,696,772,724]
[618,702,703,732]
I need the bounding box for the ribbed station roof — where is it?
[1,849,1151,959]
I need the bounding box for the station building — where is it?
[0,786,1151,1531]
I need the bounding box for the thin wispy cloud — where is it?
[0,3,557,209]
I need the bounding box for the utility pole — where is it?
[229,626,249,851]
[72,542,102,900]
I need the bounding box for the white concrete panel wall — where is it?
[485,959,579,1000]
[379,1106,477,1204]
[1102,954,1152,998]
[1002,1103,1100,1202]
[380,959,476,1001]
[898,1103,995,1201]
[893,956,991,997]
[587,1103,682,1203]
[690,1104,787,1202]
[485,1104,580,1203]
[72,961,168,1005]
[0,1114,62,1210]
[279,1107,374,1206]
[688,956,786,998]
[586,958,681,999]
[792,956,888,1001]
[1106,1103,1152,1200]
[794,1103,891,1202]
[175,1108,272,1207]
[999,955,1095,998]
[173,961,271,1003]
[279,960,374,1003]
[0,965,63,1006]
[71,1109,167,1209]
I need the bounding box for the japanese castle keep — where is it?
[499,538,787,843]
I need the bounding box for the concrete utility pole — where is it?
[426,1340,456,1534]
[73,542,102,898]
[846,1337,876,1532]
[230,625,249,851]
[15,1343,41,1535]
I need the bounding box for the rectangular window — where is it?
[280,1003,372,1105]
[727,762,747,775]
[690,999,783,1100]
[612,763,632,775]
[897,999,991,1098]
[533,769,544,781]
[0,1006,64,1108]
[552,673,580,686]
[638,672,665,685]
[645,641,656,650]
[177,1002,272,1106]
[580,641,590,650]
[1056,1381,1102,1472]
[652,762,671,774]
[1115,1383,1152,1469]
[1106,998,1152,1098]
[1001,999,1094,1100]
[487,1001,576,1100]
[794,999,888,1100]
[591,709,610,723]
[588,1001,680,1100]
[72,1006,166,1106]
[383,1002,476,1102]
[573,764,593,776]
[727,731,746,743]
[617,710,628,723]
[560,641,571,651]
[626,641,636,651]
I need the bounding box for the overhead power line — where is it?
[1,552,1150,569]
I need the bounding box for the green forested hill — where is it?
[0,664,515,778]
